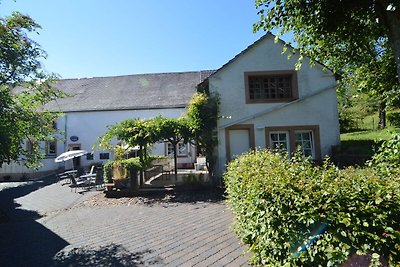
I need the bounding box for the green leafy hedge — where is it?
[224,150,400,266]
[369,134,400,177]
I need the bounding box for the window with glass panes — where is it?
[265,126,320,160]
[245,71,298,103]
[295,131,314,157]
[177,142,187,156]
[166,143,174,156]
[249,75,291,99]
[269,132,289,152]
[166,142,188,157]
[46,141,56,157]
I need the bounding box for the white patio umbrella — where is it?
[55,150,88,169]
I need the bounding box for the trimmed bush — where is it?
[224,150,400,266]
[369,134,400,176]
[103,157,142,183]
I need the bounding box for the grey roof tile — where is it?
[45,70,214,112]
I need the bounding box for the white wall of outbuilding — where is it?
[210,35,340,176]
[0,107,195,179]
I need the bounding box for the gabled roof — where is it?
[44,71,214,112]
[202,32,332,83]
[211,33,275,77]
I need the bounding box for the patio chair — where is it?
[85,165,95,175]
[69,174,91,193]
[94,167,104,190]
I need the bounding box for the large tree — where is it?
[254,0,400,81]
[0,12,62,168]
[342,44,400,129]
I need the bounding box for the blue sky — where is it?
[1,0,272,79]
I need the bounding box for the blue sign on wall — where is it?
[70,136,79,142]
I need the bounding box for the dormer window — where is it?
[245,71,298,103]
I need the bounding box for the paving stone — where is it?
[0,175,250,266]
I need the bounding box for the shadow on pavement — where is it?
[0,174,58,222]
[52,244,163,266]
[0,175,69,266]
[104,187,225,206]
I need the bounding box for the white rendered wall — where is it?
[211,35,340,176]
[59,108,193,169]
[1,107,196,177]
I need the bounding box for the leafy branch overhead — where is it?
[254,0,400,81]
[254,1,400,130]
[0,11,64,168]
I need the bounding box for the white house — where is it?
[202,33,340,176]
[0,33,340,180]
[0,71,213,179]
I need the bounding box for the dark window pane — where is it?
[248,74,292,101]
[99,153,109,160]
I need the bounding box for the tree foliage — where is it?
[254,0,400,81]
[98,118,160,166]
[0,11,63,168]
[156,117,192,179]
[337,39,400,129]
[369,133,400,176]
[98,116,192,179]
[254,0,400,130]
[185,92,220,180]
[337,85,378,132]
[99,92,220,183]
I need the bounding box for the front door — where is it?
[68,144,82,168]
[225,124,255,161]
[229,130,250,160]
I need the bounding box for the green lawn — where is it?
[337,108,400,166]
[340,127,400,162]
[341,127,400,141]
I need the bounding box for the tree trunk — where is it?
[378,101,387,129]
[129,170,138,193]
[139,145,144,186]
[377,1,400,82]
[205,145,217,187]
[173,143,178,181]
[206,156,217,187]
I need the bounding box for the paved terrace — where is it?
[0,175,250,266]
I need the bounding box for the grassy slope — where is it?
[336,108,400,165]
[339,127,400,158]
[341,127,400,141]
